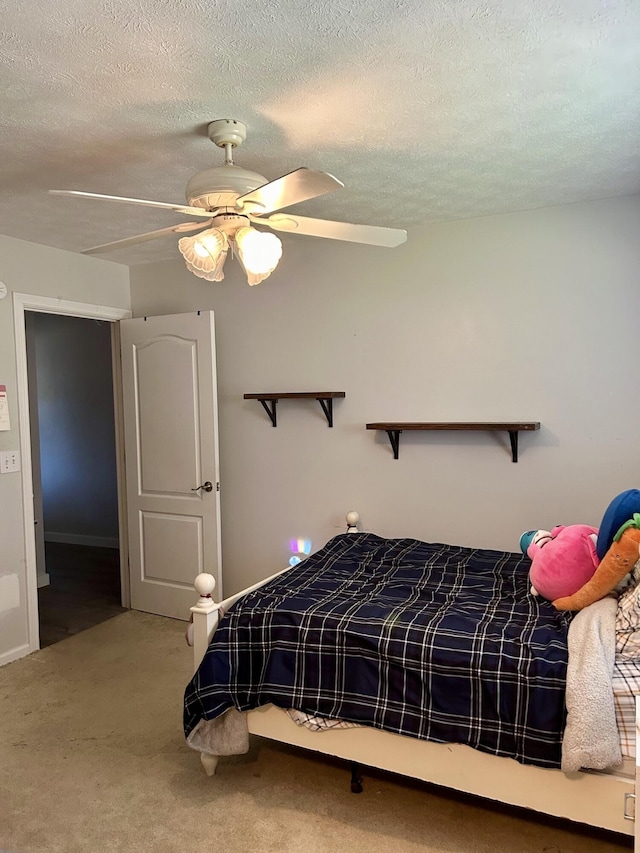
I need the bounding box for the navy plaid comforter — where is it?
[184,533,573,768]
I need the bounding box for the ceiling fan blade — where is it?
[50,190,215,218]
[236,168,343,215]
[81,221,210,255]
[257,213,407,248]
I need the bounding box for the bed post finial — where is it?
[194,573,216,607]
[346,511,360,533]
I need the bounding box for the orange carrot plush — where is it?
[553,515,640,611]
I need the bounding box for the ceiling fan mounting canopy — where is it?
[207,118,247,149]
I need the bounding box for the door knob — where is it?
[191,481,213,493]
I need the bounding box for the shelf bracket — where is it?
[508,430,518,463]
[259,398,278,427]
[385,430,402,460]
[317,397,335,427]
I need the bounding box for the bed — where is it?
[185,512,640,847]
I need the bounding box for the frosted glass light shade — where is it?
[178,224,283,286]
[234,226,283,286]
[178,229,228,281]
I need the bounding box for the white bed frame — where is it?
[189,512,640,847]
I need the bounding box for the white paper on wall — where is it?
[0,385,10,431]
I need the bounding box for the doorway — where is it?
[25,311,125,647]
[13,293,131,654]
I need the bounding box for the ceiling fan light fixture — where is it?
[178,229,228,281]
[234,226,283,286]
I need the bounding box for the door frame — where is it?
[13,292,131,653]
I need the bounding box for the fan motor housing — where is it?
[186,164,268,211]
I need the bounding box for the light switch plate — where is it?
[0,450,20,473]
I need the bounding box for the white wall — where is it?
[130,195,640,597]
[0,235,129,665]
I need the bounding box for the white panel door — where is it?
[120,311,222,619]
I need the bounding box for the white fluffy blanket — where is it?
[561,596,622,773]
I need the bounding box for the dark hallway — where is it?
[37,542,126,648]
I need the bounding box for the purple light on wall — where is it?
[288,537,312,567]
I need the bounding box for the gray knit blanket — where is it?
[561,596,622,773]
[186,708,249,756]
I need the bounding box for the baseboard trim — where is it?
[44,532,119,549]
[37,573,50,588]
[0,642,31,667]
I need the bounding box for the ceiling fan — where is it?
[50,119,407,285]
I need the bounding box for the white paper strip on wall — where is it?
[0,385,10,431]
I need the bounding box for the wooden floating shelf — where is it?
[244,392,346,427]
[365,422,541,462]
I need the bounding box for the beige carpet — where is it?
[0,611,633,853]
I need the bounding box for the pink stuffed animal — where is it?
[520,524,600,603]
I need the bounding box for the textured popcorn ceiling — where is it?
[1,0,639,265]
